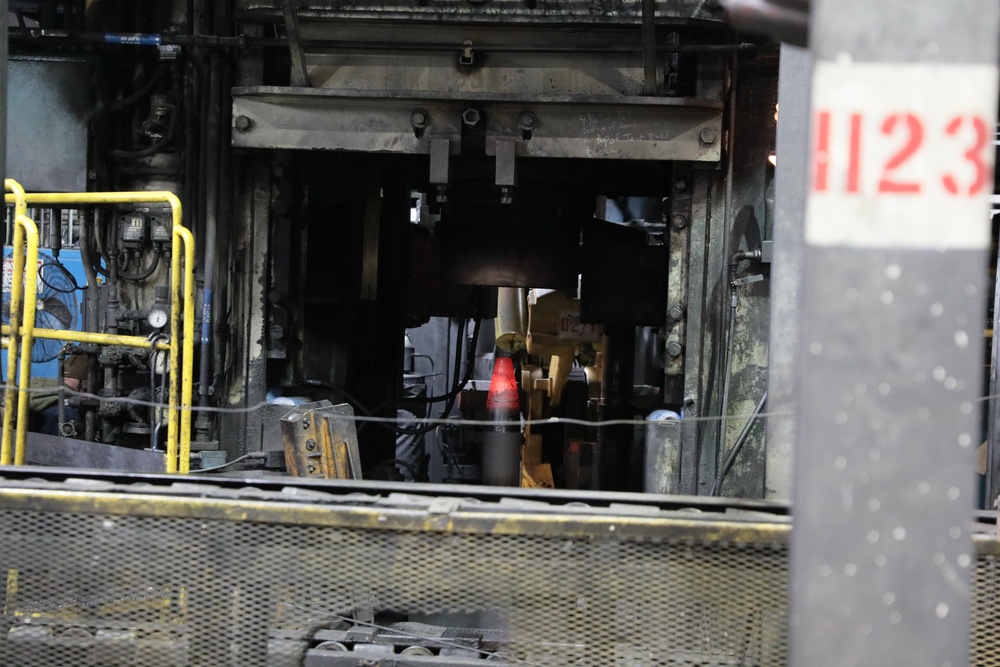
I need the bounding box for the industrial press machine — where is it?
[0,0,997,665]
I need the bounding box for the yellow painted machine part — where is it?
[0,327,171,351]
[2,189,195,473]
[1,182,26,465]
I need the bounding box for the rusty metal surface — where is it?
[236,0,721,23]
[281,401,362,479]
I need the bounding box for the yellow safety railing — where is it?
[1,180,37,467]
[1,186,196,473]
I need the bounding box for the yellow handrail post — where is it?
[1,180,28,466]
[175,226,195,474]
[168,219,182,473]
[12,213,38,466]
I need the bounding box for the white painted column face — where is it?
[806,63,996,251]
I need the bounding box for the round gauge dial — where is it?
[147,308,168,329]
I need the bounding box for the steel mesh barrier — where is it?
[0,479,993,666]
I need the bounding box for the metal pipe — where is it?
[597,324,637,492]
[183,62,198,262]
[49,207,61,256]
[213,39,234,394]
[3,190,196,473]
[718,288,738,455]
[718,248,763,463]
[255,40,760,55]
[710,389,767,496]
[57,353,66,429]
[642,0,658,95]
[85,353,97,441]
[714,54,739,477]
[8,28,762,55]
[198,53,221,417]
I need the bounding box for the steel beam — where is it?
[23,432,165,473]
[231,87,722,161]
[765,44,812,501]
[235,0,718,24]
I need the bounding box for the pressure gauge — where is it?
[147,308,168,329]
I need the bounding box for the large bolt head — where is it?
[462,108,482,126]
[410,109,428,129]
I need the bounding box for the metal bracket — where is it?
[459,40,475,66]
[495,138,516,205]
[281,0,311,87]
[429,138,451,185]
[430,137,451,204]
[731,273,764,287]
[280,401,363,479]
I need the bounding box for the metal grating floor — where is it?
[0,475,991,666]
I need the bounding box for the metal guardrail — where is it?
[0,474,992,666]
[0,183,196,472]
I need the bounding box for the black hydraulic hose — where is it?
[105,64,167,113]
[369,458,421,482]
[38,260,83,293]
[387,316,483,437]
[108,106,179,160]
[711,390,768,497]
[117,247,162,282]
